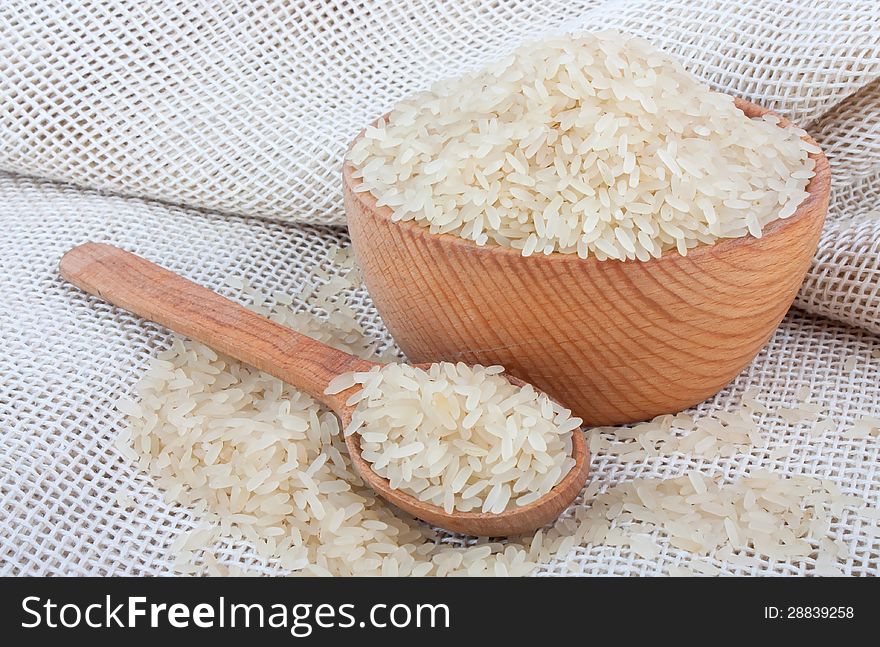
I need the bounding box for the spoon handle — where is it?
[60,242,373,406]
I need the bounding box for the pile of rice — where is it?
[326,362,580,514]
[588,472,847,564]
[114,250,872,576]
[116,258,541,575]
[348,30,818,261]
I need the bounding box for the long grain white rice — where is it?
[332,362,579,513]
[115,256,871,576]
[348,30,816,261]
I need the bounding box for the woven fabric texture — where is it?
[1,0,879,576]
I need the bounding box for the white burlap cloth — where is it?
[1,0,878,576]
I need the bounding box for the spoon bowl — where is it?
[335,370,590,536]
[60,243,590,536]
[344,97,831,426]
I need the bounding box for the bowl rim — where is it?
[343,97,830,267]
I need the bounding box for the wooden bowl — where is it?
[343,99,831,426]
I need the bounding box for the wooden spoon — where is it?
[60,242,590,536]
